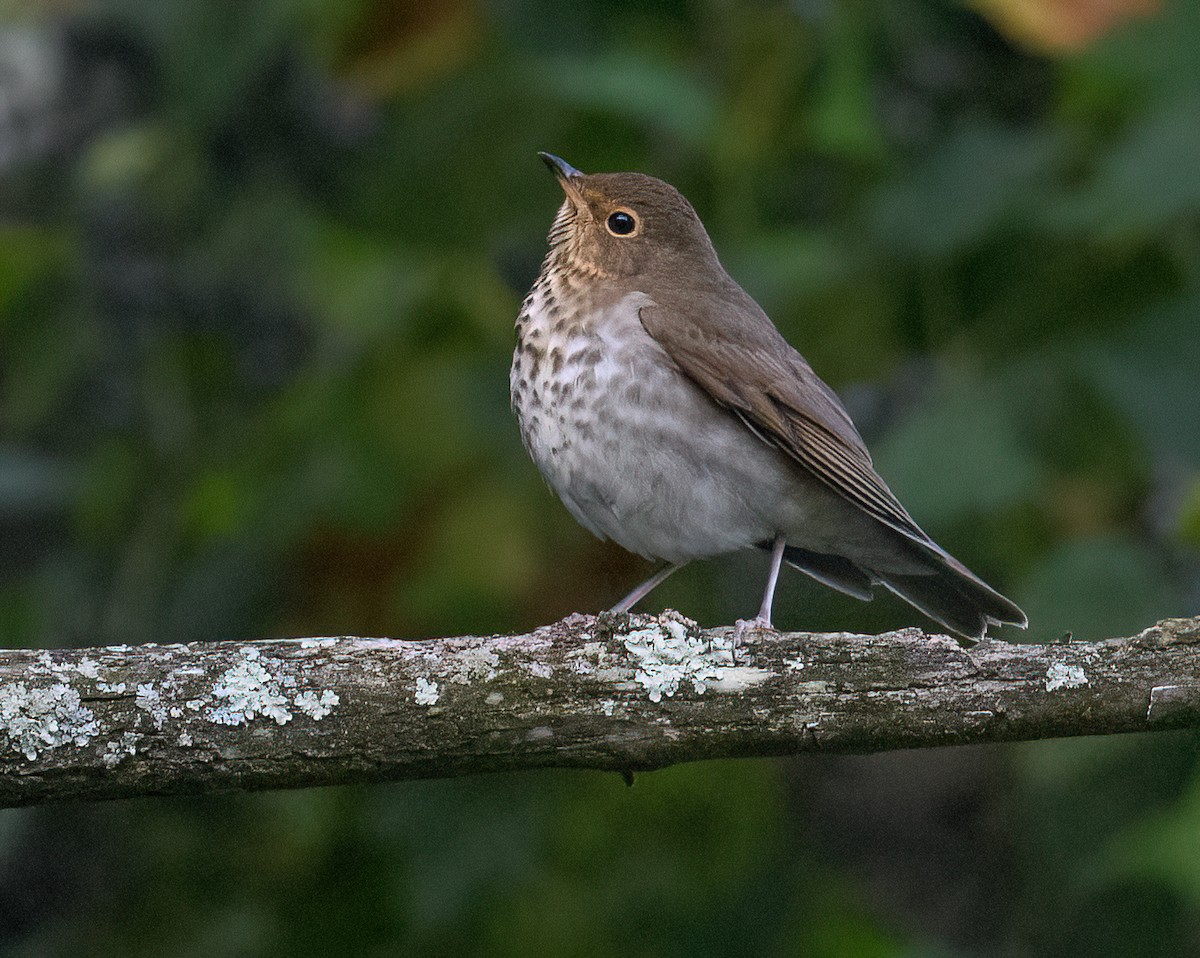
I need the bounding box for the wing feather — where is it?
[639,294,930,545]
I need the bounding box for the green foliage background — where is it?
[1,0,1198,953]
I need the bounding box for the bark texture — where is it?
[1,612,1198,807]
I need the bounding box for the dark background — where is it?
[1,0,1199,954]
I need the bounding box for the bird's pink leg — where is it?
[611,563,683,613]
[735,535,786,639]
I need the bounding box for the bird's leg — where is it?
[756,534,788,626]
[735,535,786,640]
[611,563,683,613]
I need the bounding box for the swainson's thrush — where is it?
[511,154,1027,640]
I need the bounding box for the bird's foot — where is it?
[733,615,777,644]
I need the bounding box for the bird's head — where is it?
[538,153,721,283]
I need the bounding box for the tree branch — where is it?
[2,612,1198,807]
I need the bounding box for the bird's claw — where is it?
[733,615,777,644]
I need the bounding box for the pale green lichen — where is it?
[623,624,731,701]
[414,677,440,705]
[31,651,105,684]
[446,646,499,684]
[1045,662,1088,692]
[136,683,168,729]
[205,649,340,725]
[101,731,142,767]
[294,690,339,720]
[621,614,773,702]
[0,682,100,760]
[570,643,607,674]
[207,648,293,726]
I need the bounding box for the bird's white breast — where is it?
[511,278,808,564]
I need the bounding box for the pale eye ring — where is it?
[606,210,638,236]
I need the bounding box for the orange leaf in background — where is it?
[971,0,1160,52]
[338,0,481,97]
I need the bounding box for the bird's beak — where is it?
[539,152,584,202]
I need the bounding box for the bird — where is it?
[510,153,1027,641]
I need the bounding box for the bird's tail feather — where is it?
[770,538,1026,642]
[780,545,876,601]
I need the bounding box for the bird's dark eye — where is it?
[606,210,638,236]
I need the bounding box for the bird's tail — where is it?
[778,539,1026,642]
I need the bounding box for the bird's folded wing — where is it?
[639,299,930,545]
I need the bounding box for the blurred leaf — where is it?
[393,475,540,633]
[0,584,40,648]
[870,123,1060,257]
[971,0,1160,53]
[1041,96,1200,239]
[74,439,142,544]
[77,125,172,196]
[809,0,885,163]
[181,467,250,543]
[1071,0,1200,94]
[1079,294,1200,465]
[1105,768,1200,904]
[709,7,812,175]
[1016,534,1177,641]
[367,774,550,935]
[534,52,718,148]
[136,2,301,127]
[339,0,481,96]
[0,224,70,314]
[781,876,907,958]
[872,370,1041,530]
[484,761,789,955]
[306,222,438,341]
[1179,477,1200,547]
[786,272,902,384]
[0,445,75,517]
[725,230,855,308]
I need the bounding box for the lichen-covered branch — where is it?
[2,612,1199,807]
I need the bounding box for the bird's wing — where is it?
[639,293,930,544]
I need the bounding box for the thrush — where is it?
[511,154,1027,641]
